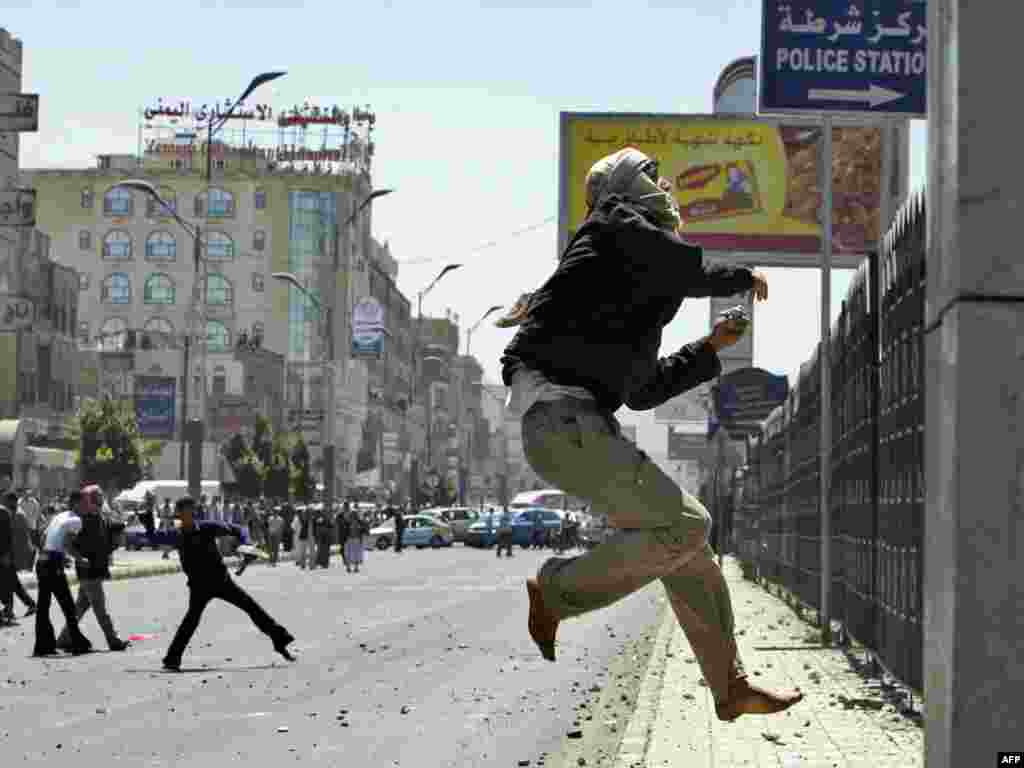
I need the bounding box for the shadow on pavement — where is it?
[125,664,281,674]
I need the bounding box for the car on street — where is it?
[423,507,482,543]
[464,507,564,548]
[366,515,454,550]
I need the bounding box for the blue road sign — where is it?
[760,0,926,117]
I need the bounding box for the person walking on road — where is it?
[266,507,285,566]
[2,491,36,620]
[392,508,406,554]
[495,509,514,558]
[293,507,314,569]
[498,146,801,722]
[343,510,367,573]
[56,486,129,652]
[160,496,295,672]
[313,505,333,569]
[32,489,93,656]
[159,498,175,560]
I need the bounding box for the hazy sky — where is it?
[10,0,926,457]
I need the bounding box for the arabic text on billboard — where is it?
[351,296,385,360]
[563,114,881,256]
[134,376,176,438]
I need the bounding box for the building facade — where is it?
[24,140,376,492]
[0,28,81,492]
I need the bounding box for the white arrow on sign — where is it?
[808,83,905,108]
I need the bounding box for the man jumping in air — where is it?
[498,146,802,722]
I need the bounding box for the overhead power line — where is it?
[397,216,556,266]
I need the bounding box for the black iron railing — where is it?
[731,192,926,691]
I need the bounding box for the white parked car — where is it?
[366,515,454,550]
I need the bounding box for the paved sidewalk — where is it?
[614,558,924,768]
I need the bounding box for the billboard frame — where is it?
[557,111,895,269]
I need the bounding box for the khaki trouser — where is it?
[57,578,120,648]
[522,398,744,704]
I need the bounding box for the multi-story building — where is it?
[480,382,543,500]
[0,28,81,493]
[364,238,415,501]
[24,126,379,493]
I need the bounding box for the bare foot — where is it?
[526,578,558,662]
[715,678,803,721]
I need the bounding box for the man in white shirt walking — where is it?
[33,489,93,657]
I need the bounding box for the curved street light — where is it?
[465,304,504,358]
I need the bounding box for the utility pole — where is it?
[179,333,190,480]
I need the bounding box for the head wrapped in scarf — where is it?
[584,147,681,230]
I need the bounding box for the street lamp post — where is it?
[117,71,285,498]
[115,179,206,496]
[196,71,285,439]
[271,272,328,502]
[462,305,502,505]
[327,188,393,502]
[409,264,462,511]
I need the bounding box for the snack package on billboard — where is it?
[675,160,762,222]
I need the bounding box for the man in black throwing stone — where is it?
[161,496,295,672]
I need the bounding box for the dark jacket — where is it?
[164,521,244,585]
[74,513,125,581]
[11,510,35,571]
[336,514,351,542]
[501,196,754,412]
[0,504,11,563]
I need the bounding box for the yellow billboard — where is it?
[561,114,881,258]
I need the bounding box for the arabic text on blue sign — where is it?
[135,376,176,438]
[761,1,927,116]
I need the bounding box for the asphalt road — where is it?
[0,544,666,767]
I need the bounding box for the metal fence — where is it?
[731,192,926,690]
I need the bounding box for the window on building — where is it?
[145,231,177,261]
[81,188,94,209]
[254,188,266,210]
[252,273,264,292]
[103,187,133,217]
[146,186,177,218]
[79,231,92,251]
[215,159,226,171]
[195,188,235,218]
[100,273,131,304]
[252,321,265,341]
[205,273,233,305]
[253,230,265,251]
[102,230,133,260]
[79,273,90,291]
[204,231,234,261]
[212,365,227,396]
[78,321,90,345]
[144,316,175,347]
[143,273,175,305]
[206,320,230,352]
[99,318,127,351]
